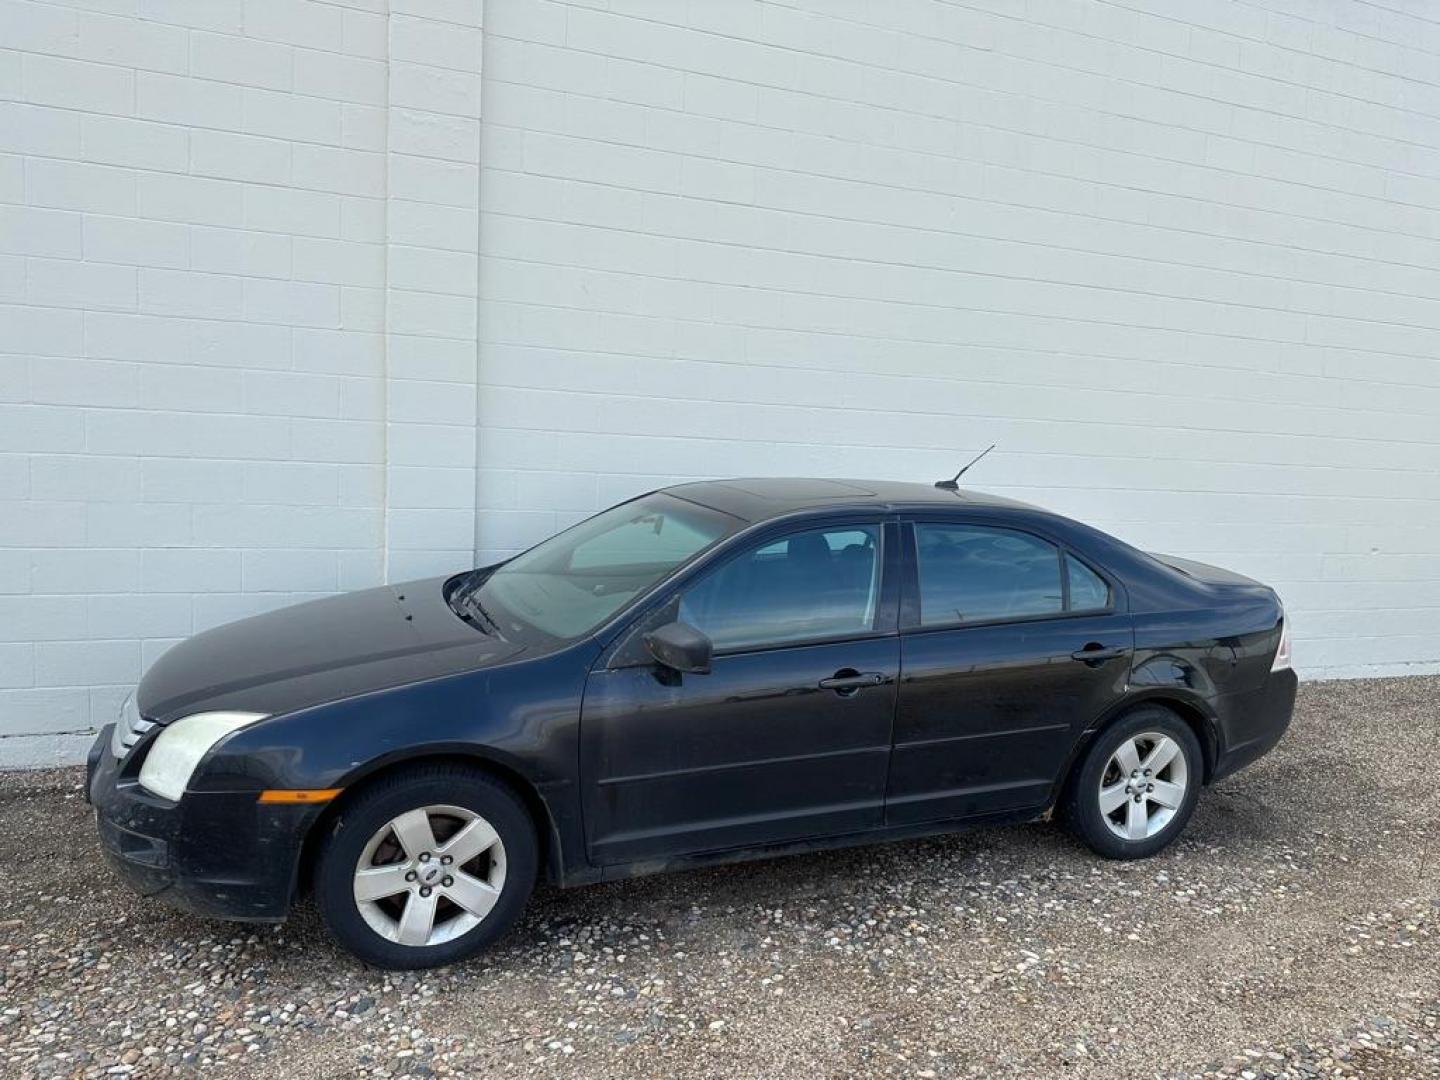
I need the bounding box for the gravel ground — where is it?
[1,677,1437,1079]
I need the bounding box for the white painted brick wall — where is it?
[475,0,1440,681]
[4,0,1440,766]
[1,0,482,766]
[382,2,483,583]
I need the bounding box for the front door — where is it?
[581,521,900,865]
[887,520,1134,825]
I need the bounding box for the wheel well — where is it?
[1145,697,1217,785]
[1057,695,1217,812]
[293,753,561,900]
[1095,696,1217,785]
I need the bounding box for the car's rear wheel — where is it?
[1062,706,1203,860]
[314,765,537,969]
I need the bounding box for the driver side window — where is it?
[915,523,1063,626]
[679,525,882,652]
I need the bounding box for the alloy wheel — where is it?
[352,804,507,947]
[1097,732,1189,841]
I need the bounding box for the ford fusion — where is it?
[89,479,1296,969]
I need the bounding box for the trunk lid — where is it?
[1149,553,1272,594]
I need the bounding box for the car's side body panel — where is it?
[577,514,903,865]
[886,511,1139,823]
[580,635,900,864]
[202,645,599,887]
[1126,557,1288,779]
[888,612,1136,824]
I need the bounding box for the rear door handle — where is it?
[1070,645,1126,664]
[819,672,885,693]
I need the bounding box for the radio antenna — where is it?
[934,444,995,491]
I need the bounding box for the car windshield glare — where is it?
[475,493,734,640]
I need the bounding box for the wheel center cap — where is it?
[420,863,443,885]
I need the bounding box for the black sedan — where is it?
[88,479,1296,968]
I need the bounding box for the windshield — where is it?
[460,493,737,641]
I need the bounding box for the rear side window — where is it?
[915,524,1063,626]
[914,524,1115,626]
[1067,554,1111,611]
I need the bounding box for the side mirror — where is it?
[644,620,713,675]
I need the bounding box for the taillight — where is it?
[1271,619,1292,672]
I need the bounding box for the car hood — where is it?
[136,577,525,723]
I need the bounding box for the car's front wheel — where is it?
[314,764,537,969]
[1062,706,1203,860]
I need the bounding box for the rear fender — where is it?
[1050,668,1223,807]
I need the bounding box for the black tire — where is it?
[1061,705,1203,860]
[313,764,538,969]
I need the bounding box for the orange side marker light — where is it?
[257,788,343,804]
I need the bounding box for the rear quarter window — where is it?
[1066,554,1112,611]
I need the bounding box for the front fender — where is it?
[194,636,596,787]
[189,643,598,887]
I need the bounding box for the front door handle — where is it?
[819,671,885,694]
[1070,644,1126,664]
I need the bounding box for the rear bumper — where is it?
[87,726,317,922]
[1212,667,1298,783]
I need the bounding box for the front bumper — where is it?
[87,725,319,922]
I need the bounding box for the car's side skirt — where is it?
[586,803,1051,885]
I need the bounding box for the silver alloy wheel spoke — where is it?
[352,803,508,948]
[440,817,499,865]
[445,870,501,919]
[353,864,411,902]
[1125,796,1148,839]
[1098,731,1189,842]
[1149,779,1185,809]
[397,890,438,946]
[1113,739,1142,774]
[1098,782,1129,814]
[389,808,439,862]
[1141,736,1180,773]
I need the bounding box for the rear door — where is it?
[886,519,1133,826]
[581,519,901,865]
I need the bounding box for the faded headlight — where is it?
[137,712,269,801]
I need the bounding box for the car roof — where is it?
[663,477,1039,523]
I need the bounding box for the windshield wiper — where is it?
[450,573,500,634]
[463,591,500,634]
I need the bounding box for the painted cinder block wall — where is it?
[4,0,1440,766]
[1,0,483,764]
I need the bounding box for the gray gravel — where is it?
[2,676,1437,1079]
